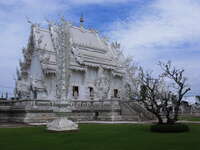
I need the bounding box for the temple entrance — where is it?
[94,112,99,120]
[73,86,79,98]
[89,87,94,97]
[114,89,118,98]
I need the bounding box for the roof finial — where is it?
[80,13,84,27]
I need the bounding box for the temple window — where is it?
[89,87,94,97]
[73,86,79,97]
[114,89,119,98]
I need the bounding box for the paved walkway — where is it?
[79,120,200,124]
[78,121,157,124]
[0,123,32,128]
[1,120,200,128]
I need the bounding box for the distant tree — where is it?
[139,61,191,124]
[196,96,200,104]
[5,92,8,100]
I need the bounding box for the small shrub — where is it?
[150,123,189,133]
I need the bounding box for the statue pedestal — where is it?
[47,117,78,132]
[47,101,79,132]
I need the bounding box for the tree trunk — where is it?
[167,118,175,124]
[173,104,180,122]
[165,108,175,124]
[156,114,163,124]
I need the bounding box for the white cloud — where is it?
[110,0,200,51]
[108,0,200,95]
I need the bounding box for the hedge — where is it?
[150,123,189,133]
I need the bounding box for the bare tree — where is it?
[159,61,191,124]
[139,61,191,124]
[139,68,164,124]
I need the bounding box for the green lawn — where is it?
[179,116,200,121]
[0,124,200,150]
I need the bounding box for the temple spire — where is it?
[80,13,84,27]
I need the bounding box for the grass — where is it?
[0,124,200,150]
[179,116,200,121]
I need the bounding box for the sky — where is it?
[0,0,200,97]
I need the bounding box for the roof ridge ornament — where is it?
[80,13,84,28]
[111,41,121,49]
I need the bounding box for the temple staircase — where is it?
[120,101,155,121]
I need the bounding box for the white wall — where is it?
[29,52,43,81]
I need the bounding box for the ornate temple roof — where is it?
[31,23,124,74]
[70,26,108,51]
[34,27,55,52]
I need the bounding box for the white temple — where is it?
[15,19,128,102]
[0,19,155,123]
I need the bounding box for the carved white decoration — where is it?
[51,20,71,101]
[72,47,83,64]
[47,117,78,132]
[95,67,111,100]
